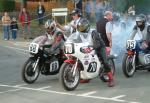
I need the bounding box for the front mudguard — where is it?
[64,59,76,64]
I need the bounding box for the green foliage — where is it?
[111,0,150,14]
[0,0,15,12]
[111,0,128,13]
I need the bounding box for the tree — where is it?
[0,0,15,12]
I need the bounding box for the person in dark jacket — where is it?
[37,2,45,26]
[96,11,114,87]
[10,17,18,40]
[96,11,113,55]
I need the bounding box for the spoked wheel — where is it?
[122,54,136,77]
[100,58,115,82]
[22,58,40,84]
[59,62,80,91]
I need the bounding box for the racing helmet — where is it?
[45,19,56,32]
[77,18,90,33]
[135,14,147,29]
[70,8,82,17]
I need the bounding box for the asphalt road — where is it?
[0,39,150,103]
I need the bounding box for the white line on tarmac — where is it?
[4,46,28,52]
[111,95,126,99]
[36,86,51,90]
[14,84,28,87]
[0,84,140,103]
[78,91,97,96]
[0,88,22,94]
[2,45,29,55]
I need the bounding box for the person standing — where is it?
[1,12,11,40]
[84,0,92,21]
[10,17,18,40]
[37,2,45,26]
[19,7,31,39]
[56,8,82,35]
[96,11,114,87]
[94,0,105,22]
[96,11,113,55]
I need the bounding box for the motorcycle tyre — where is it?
[59,62,80,91]
[22,58,40,84]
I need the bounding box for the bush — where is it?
[0,0,15,12]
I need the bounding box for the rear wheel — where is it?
[22,58,40,84]
[59,62,80,91]
[100,58,115,82]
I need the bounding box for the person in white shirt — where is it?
[56,8,82,36]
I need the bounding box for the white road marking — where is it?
[4,46,28,52]
[13,42,30,47]
[36,86,51,90]
[111,95,126,99]
[14,84,28,87]
[0,89,22,94]
[78,91,97,96]
[2,45,29,55]
[0,84,140,103]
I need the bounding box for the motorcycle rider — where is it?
[76,18,115,87]
[32,19,65,54]
[130,14,150,50]
[56,8,82,35]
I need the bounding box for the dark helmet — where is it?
[45,19,56,32]
[77,18,90,33]
[136,14,147,29]
[70,8,82,17]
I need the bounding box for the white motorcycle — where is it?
[59,32,116,91]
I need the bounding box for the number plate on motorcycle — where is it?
[126,40,136,49]
[29,43,39,54]
[64,43,74,54]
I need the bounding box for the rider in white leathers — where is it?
[76,18,115,87]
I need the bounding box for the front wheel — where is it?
[100,58,115,82]
[22,58,40,84]
[122,53,136,77]
[59,62,80,91]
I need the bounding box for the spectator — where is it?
[128,5,135,16]
[96,11,113,55]
[1,12,11,40]
[56,8,82,36]
[37,2,45,26]
[10,17,18,40]
[84,0,92,21]
[94,0,105,22]
[19,7,31,39]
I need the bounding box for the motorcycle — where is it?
[22,41,66,84]
[59,32,116,91]
[122,40,150,77]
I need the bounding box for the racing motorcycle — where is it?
[59,32,116,91]
[122,40,150,77]
[22,42,66,84]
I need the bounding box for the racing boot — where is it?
[107,71,115,87]
[80,79,90,83]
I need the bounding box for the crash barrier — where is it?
[52,8,68,24]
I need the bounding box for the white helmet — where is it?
[45,19,56,32]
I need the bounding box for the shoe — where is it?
[107,72,115,87]
[80,79,90,83]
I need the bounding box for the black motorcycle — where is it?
[22,42,66,84]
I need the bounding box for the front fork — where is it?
[132,54,136,68]
[33,57,40,72]
[72,58,79,77]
